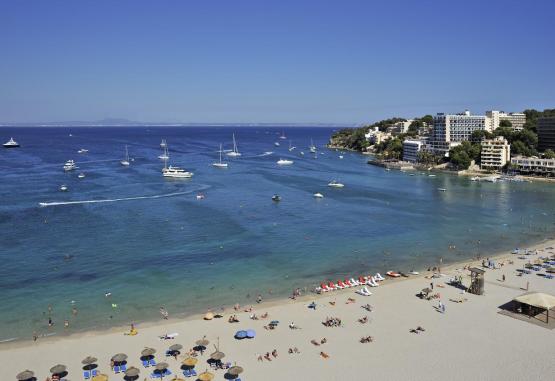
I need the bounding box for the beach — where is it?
[3,241,555,381]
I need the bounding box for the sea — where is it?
[1,126,554,342]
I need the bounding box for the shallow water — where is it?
[0,126,554,342]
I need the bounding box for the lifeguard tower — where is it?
[469,267,485,295]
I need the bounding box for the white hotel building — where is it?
[480,137,510,171]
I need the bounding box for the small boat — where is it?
[428,174,436,177]
[409,270,419,275]
[339,155,344,159]
[160,139,167,148]
[196,193,205,200]
[272,194,281,202]
[77,148,88,154]
[274,142,280,147]
[63,160,77,171]
[279,130,287,140]
[212,143,228,168]
[386,271,401,278]
[78,173,85,179]
[288,140,296,151]
[300,151,305,156]
[309,139,316,153]
[121,145,131,166]
[277,159,294,165]
[59,184,68,192]
[226,133,242,157]
[313,193,324,198]
[262,151,273,156]
[438,188,447,192]
[328,180,344,188]
[3,137,20,148]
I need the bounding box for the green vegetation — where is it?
[328,127,369,151]
[374,136,404,159]
[493,128,538,156]
[449,141,481,170]
[499,119,512,128]
[544,149,555,159]
[522,108,555,132]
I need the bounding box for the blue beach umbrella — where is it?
[234,330,247,339]
[246,329,256,338]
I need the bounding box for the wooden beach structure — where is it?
[468,267,485,295]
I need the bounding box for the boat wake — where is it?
[39,190,197,208]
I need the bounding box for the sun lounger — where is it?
[183,369,191,377]
[120,364,127,372]
[356,287,372,296]
[114,365,121,373]
[83,371,90,379]
[91,370,98,377]
[149,359,157,366]
[190,369,197,377]
[375,273,385,281]
[142,360,150,367]
[350,278,360,286]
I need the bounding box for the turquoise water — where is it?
[0,126,554,342]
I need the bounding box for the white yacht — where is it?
[226,133,241,157]
[162,165,193,178]
[121,145,130,166]
[277,158,294,165]
[3,137,19,148]
[160,139,167,148]
[77,148,88,154]
[63,160,77,171]
[288,140,296,151]
[328,180,344,188]
[313,193,324,198]
[309,139,317,153]
[212,143,228,168]
[274,142,280,147]
[78,173,86,179]
[59,184,68,192]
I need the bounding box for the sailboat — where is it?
[213,144,228,168]
[288,140,296,151]
[160,139,167,148]
[120,145,130,166]
[158,143,170,160]
[279,130,287,140]
[309,139,317,153]
[226,133,241,157]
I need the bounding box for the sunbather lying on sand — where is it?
[358,316,368,324]
[260,312,269,319]
[346,297,356,304]
[362,304,373,311]
[360,336,373,343]
[310,339,320,346]
[228,315,239,323]
[320,351,330,359]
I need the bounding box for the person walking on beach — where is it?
[502,274,506,282]
[430,282,434,290]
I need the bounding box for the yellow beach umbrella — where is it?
[197,371,214,381]
[91,374,109,381]
[204,312,214,320]
[182,357,198,366]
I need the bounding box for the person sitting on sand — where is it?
[358,316,368,324]
[264,352,272,361]
[320,338,327,344]
[228,314,239,323]
[272,349,278,357]
[293,347,300,353]
[346,297,356,304]
[257,354,264,362]
[244,306,253,313]
[250,313,258,320]
[260,312,268,319]
[320,351,330,359]
[289,322,297,329]
[288,348,293,354]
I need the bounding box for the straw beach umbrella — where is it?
[155,362,169,371]
[169,343,183,353]
[210,351,225,361]
[124,366,140,377]
[49,364,67,375]
[141,347,157,357]
[111,353,128,363]
[203,312,214,320]
[196,338,210,347]
[91,374,108,381]
[82,356,98,370]
[228,366,244,376]
[16,370,34,381]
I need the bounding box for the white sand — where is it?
[2,243,555,381]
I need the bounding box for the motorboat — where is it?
[162,165,193,178]
[121,145,131,166]
[438,188,447,192]
[328,180,344,188]
[3,137,20,148]
[226,133,242,157]
[212,143,228,168]
[272,194,281,202]
[59,184,68,192]
[77,148,88,154]
[63,160,77,171]
[78,173,86,179]
[196,193,205,200]
[277,159,294,165]
[339,155,344,159]
[386,271,401,278]
[274,142,280,147]
[313,193,324,198]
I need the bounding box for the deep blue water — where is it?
[1,126,554,342]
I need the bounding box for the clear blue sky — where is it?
[1,0,554,124]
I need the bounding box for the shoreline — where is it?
[3,234,552,350]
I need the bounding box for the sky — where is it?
[0,0,554,124]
